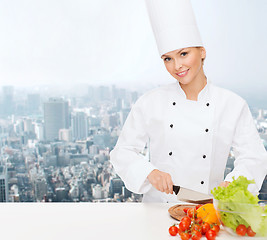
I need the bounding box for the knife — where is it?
[173,185,213,204]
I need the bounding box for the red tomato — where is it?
[205,230,217,240]
[247,226,256,237]
[180,232,191,240]
[168,225,178,236]
[181,216,191,225]
[202,222,211,235]
[179,220,190,232]
[191,230,202,240]
[192,224,202,233]
[183,207,190,214]
[210,224,220,234]
[187,208,197,219]
[195,204,203,210]
[236,224,247,236]
[195,217,203,225]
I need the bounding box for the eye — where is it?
[163,57,171,62]
[181,52,188,57]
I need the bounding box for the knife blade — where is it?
[173,185,213,204]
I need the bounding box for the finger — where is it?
[166,175,174,194]
[162,179,169,194]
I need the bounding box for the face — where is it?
[161,47,206,86]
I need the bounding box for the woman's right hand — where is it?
[147,169,173,194]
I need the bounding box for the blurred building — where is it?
[44,98,70,141]
[0,166,8,202]
[27,94,41,114]
[1,86,14,116]
[71,112,89,140]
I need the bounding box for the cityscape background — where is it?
[0,1,267,202]
[0,84,266,203]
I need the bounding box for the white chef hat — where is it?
[145,0,203,56]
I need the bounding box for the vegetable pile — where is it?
[211,176,267,237]
[168,204,221,240]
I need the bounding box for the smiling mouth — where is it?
[176,69,189,77]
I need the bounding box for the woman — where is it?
[110,0,267,202]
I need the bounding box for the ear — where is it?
[200,47,206,60]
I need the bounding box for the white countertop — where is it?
[0,203,260,240]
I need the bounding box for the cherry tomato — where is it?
[202,222,211,235]
[195,217,203,225]
[247,226,256,237]
[195,204,203,210]
[205,230,217,240]
[236,224,247,236]
[191,230,202,240]
[183,207,190,214]
[210,224,220,234]
[181,216,191,225]
[169,225,179,236]
[179,232,191,240]
[179,220,190,231]
[187,208,197,219]
[192,224,202,233]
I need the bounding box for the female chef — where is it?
[110,0,267,202]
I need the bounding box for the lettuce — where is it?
[211,176,266,237]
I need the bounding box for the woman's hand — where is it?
[219,181,230,187]
[147,169,173,194]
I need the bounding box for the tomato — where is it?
[210,224,220,234]
[247,226,256,237]
[187,208,197,219]
[205,230,217,240]
[179,220,190,231]
[168,225,178,236]
[195,204,203,210]
[179,232,191,240]
[236,224,247,236]
[181,216,191,225]
[195,217,203,225]
[202,222,211,235]
[192,224,202,233]
[191,230,202,240]
[183,207,190,214]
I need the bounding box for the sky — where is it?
[0,0,267,107]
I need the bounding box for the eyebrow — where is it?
[161,48,185,58]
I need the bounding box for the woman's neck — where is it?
[179,69,207,101]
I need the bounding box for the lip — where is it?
[176,69,189,77]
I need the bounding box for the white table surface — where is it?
[0,203,261,240]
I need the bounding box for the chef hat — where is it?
[145,0,203,56]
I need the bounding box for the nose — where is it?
[174,60,183,71]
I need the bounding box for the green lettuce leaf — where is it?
[211,176,266,237]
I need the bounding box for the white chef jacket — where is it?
[110,81,267,202]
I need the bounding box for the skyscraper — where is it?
[0,166,8,202]
[27,94,41,114]
[1,86,14,117]
[71,112,89,140]
[44,98,69,141]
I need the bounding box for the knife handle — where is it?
[173,185,180,195]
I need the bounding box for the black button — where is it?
[173,102,176,105]
[206,103,210,106]
[169,152,172,156]
[201,181,204,184]
[203,155,206,159]
[170,124,173,128]
[205,129,209,132]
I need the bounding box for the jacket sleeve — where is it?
[224,101,267,192]
[110,98,157,194]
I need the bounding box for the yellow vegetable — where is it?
[196,203,220,225]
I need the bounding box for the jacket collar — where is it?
[175,79,211,102]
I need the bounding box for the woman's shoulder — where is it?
[211,84,246,105]
[136,83,177,102]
